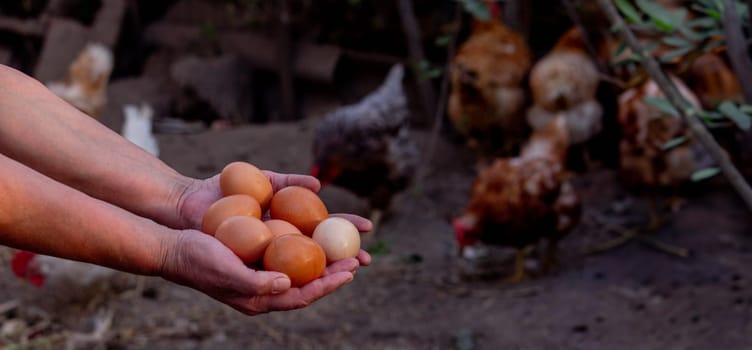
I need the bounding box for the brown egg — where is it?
[202,194,262,235]
[220,161,274,210]
[264,219,303,239]
[269,186,328,236]
[312,217,361,263]
[215,216,272,263]
[263,234,326,287]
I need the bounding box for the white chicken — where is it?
[526,28,603,146]
[47,43,113,120]
[122,103,159,157]
[11,251,117,291]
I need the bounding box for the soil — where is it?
[1,115,751,349]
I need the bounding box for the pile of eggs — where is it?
[202,162,361,287]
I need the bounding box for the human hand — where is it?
[175,169,372,266]
[159,229,363,315]
[175,170,319,231]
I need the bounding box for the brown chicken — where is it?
[685,52,743,109]
[617,76,714,229]
[452,115,581,282]
[526,27,603,146]
[46,43,113,119]
[448,9,532,158]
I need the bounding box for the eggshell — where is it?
[215,216,272,263]
[269,186,328,236]
[202,194,261,235]
[263,234,326,287]
[312,217,361,263]
[220,162,274,210]
[264,219,303,238]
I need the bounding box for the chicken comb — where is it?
[10,251,44,287]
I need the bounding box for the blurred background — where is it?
[0,0,751,349]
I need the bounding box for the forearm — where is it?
[0,153,170,275]
[0,64,192,228]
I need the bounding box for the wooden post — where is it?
[397,0,436,126]
[277,0,296,121]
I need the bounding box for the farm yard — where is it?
[0,1,751,349]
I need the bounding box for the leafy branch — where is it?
[598,0,752,211]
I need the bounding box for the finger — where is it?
[328,213,373,232]
[250,272,354,312]
[356,250,372,266]
[323,258,359,275]
[263,170,321,193]
[235,269,292,296]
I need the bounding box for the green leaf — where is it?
[691,167,721,182]
[645,96,680,117]
[659,45,695,62]
[676,23,704,42]
[698,110,725,120]
[701,38,725,52]
[414,59,443,81]
[718,101,752,130]
[661,136,688,151]
[613,40,628,57]
[686,17,718,28]
[739,104,752,114]
[456,0,491,21]
[662,35,693,47]
[615,0,644,24]
[435,34,452,47]
[636,0,676,32]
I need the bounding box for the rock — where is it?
[170,55,254,123]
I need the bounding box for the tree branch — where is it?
[722,0,752,103]
[597,0,752,211]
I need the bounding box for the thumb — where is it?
[237,269,292,296]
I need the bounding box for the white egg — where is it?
[312,217,361,263]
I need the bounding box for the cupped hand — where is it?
[176,170,320,231]
[174,169,372,267]
[160,229,362,315]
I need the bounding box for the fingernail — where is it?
[272,277,291,294]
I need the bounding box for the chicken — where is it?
[311,64,418,232]
[47,43,113,119]
[618,76,708,189]
[11,251,116,289]
[685,52,743,109]
[452,115,581,282]
[122,103,159,158]
[10,250,124,311]
[526,27,603,147]
[448,7,532,158]
[616,76,713,231]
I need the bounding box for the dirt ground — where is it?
[1,112,751,349]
